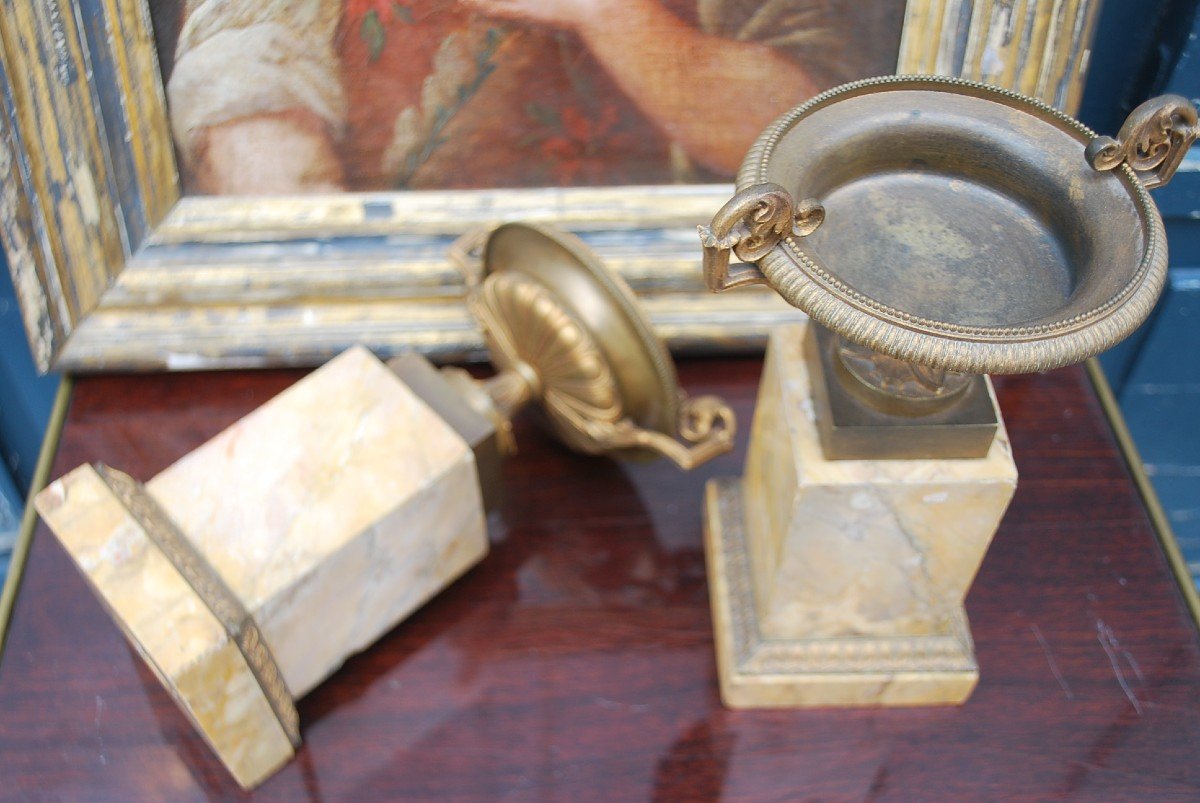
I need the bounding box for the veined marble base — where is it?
[703,322,1017,709]
[704,478,979,707]
[35,347,487,788]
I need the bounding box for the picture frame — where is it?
[0,0,1099,372]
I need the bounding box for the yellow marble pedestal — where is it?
[704,323,1017,708]
[35,347,487,788]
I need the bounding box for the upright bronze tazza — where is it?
[697,76,1197,709]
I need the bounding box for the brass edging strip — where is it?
[1086,358,1200,633]
[93,464,301,747]
[0,377,73,659]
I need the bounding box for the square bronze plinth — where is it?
[809,326,998,461]
[387,353,504,510]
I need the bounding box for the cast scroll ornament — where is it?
[699,182,824,293]
[1086,94,1200,190]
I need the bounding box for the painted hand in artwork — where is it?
[458,0,625,32]
[458,0,822,176]
[191,111,344,195]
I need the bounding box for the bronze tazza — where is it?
[694,77,1197,709]
[396,222,736,491]
[701,75,1197,385]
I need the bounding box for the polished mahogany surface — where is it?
[2,359,1199,800]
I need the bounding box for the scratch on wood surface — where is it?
[1031,623,1074,700]
[93,694,108,766]
[1096,619,1145,715]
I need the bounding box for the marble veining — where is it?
[707,322,1017,707]
[35,346,488,787]
[745,325,1017,641]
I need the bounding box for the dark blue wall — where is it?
[1097,3,1200,584]
[0,257,58,495]
[0,252,58,585]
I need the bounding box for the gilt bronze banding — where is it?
[93,464,301,748]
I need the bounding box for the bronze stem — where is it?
[480,363,540,423]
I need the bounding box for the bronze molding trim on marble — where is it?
[94,464,302,750]
[698,76,1195,709]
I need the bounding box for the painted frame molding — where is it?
[0,0,1099,372]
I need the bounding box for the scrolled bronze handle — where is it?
[566,394,737,471]
[1086,94,1199,189]
[698,183,824,293]
[448,226,491,287]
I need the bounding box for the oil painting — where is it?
[151,0,907,195]
[1,0,1100,371]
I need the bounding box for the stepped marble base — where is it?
[704,478,981,707]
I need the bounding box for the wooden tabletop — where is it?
[2,358,1199,800]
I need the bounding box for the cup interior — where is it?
[762,89,1146,329]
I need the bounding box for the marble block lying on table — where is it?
[704,322,1017,708]
[35,346,488,789]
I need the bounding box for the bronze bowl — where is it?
[450,222,736,469]
[701,75,1198,376]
